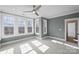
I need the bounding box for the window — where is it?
[27,19,33,33]
[35,19,39,33]
[3,16,14,35]
[36,22,39,33]
[18,18,25,34]
[43,20,47,34]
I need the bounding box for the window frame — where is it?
[2,13,15,38]
[43,19,47,34]
[18,17,26,34]
[1,13,34,38]
[35,19,40,35]
[27,19,34,34]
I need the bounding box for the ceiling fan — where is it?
[23,5,41,16]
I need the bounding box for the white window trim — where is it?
[35,19,40,35]
[43,19,47,35]
[27,19,34,34]
[17,17,26,35]
[1,13,15,38]
[1,13,34,38]
[0,12,2,45]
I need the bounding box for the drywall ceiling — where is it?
[39,5,79,19]
[0,5,79,19]
[0,5,38,18]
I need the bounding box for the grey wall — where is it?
[48,12,79,39]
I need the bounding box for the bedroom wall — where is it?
[48,12,79,40]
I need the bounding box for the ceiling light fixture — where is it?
[33,11,35,13]
[23,5,41,16]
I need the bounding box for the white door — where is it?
[67,20,77,43]
[68,23,76,37]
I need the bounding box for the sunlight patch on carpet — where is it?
[20,43,32,54]
[38,45,49,53]
[31,40,42,47]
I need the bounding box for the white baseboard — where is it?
[47,36,66,42]
[1,36,35,46]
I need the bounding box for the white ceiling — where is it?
[39,5,79,18]
[0,5,79,19]
[0,5,36,18]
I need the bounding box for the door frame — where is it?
[65,18,78,43]
[66,20,77,43]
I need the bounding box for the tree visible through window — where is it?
[18,18,25,34]
[36,21,39,33]
[35,19,39,34]
[3,16,14,35]
[27,19,33,33]
[43,20,47,34]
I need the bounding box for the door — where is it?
[66,20,78,43]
